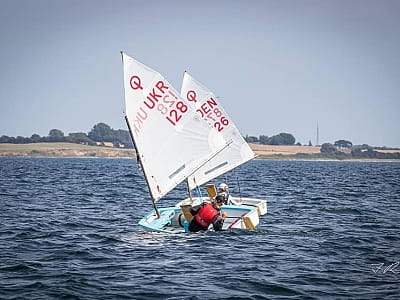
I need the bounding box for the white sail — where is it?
[181,72,256,190]
[121,53,226,201]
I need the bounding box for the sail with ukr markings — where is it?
[181,72,256,190]
[121,53,227,201]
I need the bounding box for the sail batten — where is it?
[169,164,186,179]
[204,161,229,175]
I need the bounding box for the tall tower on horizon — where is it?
[316,122,319,146]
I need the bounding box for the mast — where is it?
[186,178,193,202]
[121,51,159,218]
[125,115,160,218]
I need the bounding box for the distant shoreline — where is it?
[0,142,399,161]
[0,142,134,158]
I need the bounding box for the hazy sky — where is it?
[1,0,399,147]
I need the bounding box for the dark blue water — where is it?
[0,157,399,299]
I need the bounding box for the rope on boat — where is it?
[196,185,203,202]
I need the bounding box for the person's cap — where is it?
[218,183,228,190]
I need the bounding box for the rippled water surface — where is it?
[1,157,399,299]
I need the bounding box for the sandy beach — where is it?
[0,143,134,158]
[249,143,321,156]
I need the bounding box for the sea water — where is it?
[0,157,399,299]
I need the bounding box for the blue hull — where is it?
[138,207,187,234]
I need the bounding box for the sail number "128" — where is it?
[158,92,188,126]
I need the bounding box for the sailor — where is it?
[217,183,230,204]
[188,195,227,232]
[217,183,241,205]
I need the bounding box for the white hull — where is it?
[176,196,267,216]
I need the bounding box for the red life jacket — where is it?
[194,203,219,228]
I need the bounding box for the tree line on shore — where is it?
[0,123,133,148]
[1,123,399,159]
[1,123,302,147]
[244,135,400,159]
[318,142,400,159]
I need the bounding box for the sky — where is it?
[0,0,399,147]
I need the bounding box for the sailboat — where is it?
[121,52,266,233]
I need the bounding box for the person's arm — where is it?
[211,211,227,231]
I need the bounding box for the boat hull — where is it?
[138,207,186,234]
[138,204,260,233]
[176,196,267,216]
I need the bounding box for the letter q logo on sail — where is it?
[130,75,143,90]
[187,90,197,102]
